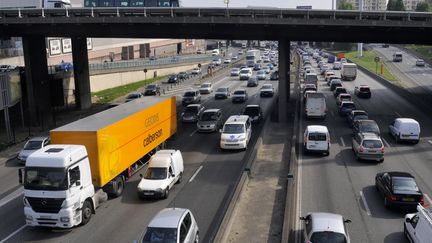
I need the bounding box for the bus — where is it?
[83,0,179,7]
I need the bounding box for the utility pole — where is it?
[332,0,335,10]
[357,0,363,57]
[224,0,229,9]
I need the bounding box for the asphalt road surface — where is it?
[295,56,432,243]
[0,56,279,243]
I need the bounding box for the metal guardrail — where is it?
[0,7,432,23]
[88,54,212,71]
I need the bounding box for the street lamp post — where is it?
[224,0,229,9]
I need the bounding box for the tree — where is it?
[415,2,430,12]
[387,0,406,11]
[337,0,354,10]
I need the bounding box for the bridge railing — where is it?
[1,7,432,22]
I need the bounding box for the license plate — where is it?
[368,150,376,153]
[144,192,154,196]
[402,198,415,202]
[309,145,316,148]
[40,215,52,219]
[226,144,238,146]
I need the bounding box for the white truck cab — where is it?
[21,145,105,228]
[220,115,252,150]
[137,150,184,199]
[404,204,432,243]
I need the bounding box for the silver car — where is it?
[18,136,50,164]
[300,212,351,243]
[136,208,199,243]
[197,109,223,132]
[352,132,384,162]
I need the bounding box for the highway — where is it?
[0,49,279,242]
[295,55,432,243]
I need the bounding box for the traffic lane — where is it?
[317,72,431,242]
[0,195,25,241]
[168,88,277,243]
[3,75,274,242]
[0,160,22,199]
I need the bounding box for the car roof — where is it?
[359,132,381,139]
[341,101,354,105]
[306,125,329,133]
[246,104,260,108]
[148,208,189,228]
[186,104,201,108]
[395,118,419,124]
[226,115,249,124]
[309,212,346,235]
[335,87,346,90]
[386,171,414,178]
[351,110,366,114]
[234,89,246,92]
[201,82,211,85]
[27,136,49,142]
[203,108,220,113]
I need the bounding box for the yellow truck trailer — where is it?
[50,96,177,195]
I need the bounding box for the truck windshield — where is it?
[144,167,167,180]
[24,167,68,191]
[142,227,177,243]
[223,124,245,134]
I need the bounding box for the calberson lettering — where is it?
[143,129,163,147]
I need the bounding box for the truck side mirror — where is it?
[344,219,352,223]
[18,168,24,184]
[139,174,143,178]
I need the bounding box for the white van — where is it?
[212,49,220,56]
[303,125,330,155]
[341,63,357,81]
[305,92,327,119]
[220,115,252,150]
[389,118,420,144]
[137,150,184,199]
[404,204,432,243]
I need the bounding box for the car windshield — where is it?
[360,122,379,133]
[234,90,245,95]
[142,227,177,243]
[262,85,272,89]
[243,107,260,117]
[144,167,167,180]
[216,88,227,92]
[24,167,68,191]
[354,115,368,121]
[240,69,250,74]
[342,103,356,109]
[184,106,199,114]
[223,124,245,134]
[392,177,419,192]
[146,85,156,90]
[127,93,140,99]
[200,112,218,121]
[336,88,347,93]
[362,140,383,148]
[257,71,265,74]
[310,232,347,243]
[360,87,370,92]
[308,132,327,141]
[201,84,210,88]
[24,141,43,150]
[184,92,196,97]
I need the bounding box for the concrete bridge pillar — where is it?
[72,37,91,110]
[278,39,291,123]
[22,36,53,128]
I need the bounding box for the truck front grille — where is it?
[27,197,64,214]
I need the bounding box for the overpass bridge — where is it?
[1,7,431,126]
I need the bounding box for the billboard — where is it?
[49,39,62,56]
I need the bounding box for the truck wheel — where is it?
[80,201,92,225]
[113,176,124,198]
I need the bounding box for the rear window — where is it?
[342,103,355,109]
[392,177,419,192]
[360,87,370,92]
[308,132,327,141]
[310,232,347,243]
[234,90,245,95]
[362,140,383,148]
[184,91,196,97]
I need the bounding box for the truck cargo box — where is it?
[50,96,177,188]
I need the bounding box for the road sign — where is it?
[374,56,380,63]
[198,63,201,68]
[143,69,148,73]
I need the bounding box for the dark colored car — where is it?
[333,87,347,98]
[253,64,262,71]
[177,72,189,80]
[247,77,258,87]
[375,172,424,210]
[181,104,205,123]
[144,84,160,96]
[353,119,380,136]
[182,90,201,105]
[167,75,178,83]
[243,105,263,124]
[270,71,279,80]
[197,109,223,132]
[355,85,372,98]
[338,101,356,116]
[347,110,369,128]
[330,81,343,91]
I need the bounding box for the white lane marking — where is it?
[428,140,432,145]
[359,191,372,216]
[382,137,391,148]
[395,112,402,118]
[424,194,432,206]
[0,225,26,243]
[0,187,24,208]
[295,114,304,243]
[189,166,203,183]
[340,137,346,147]
[189,129,198,137]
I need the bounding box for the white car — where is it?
[230,68,240,76]
[416,59,425,67]
[239,68,252,80]
[136,208,199,243]
[199,82,213,94]
[223,58,231,64]
[404,204,432,243]
[262,66,271,74]
[212,58,221,66]
[300,212,351,243]
[256,70,267,80]
[260,84,274,97]
[333,61,342,70]
[191,68,201,75]
[17,136,50,164]
[220,115,252,150]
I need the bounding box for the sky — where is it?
[181,0,333,9]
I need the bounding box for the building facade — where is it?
[337,0,422,11]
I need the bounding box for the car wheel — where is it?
[163,188,169,199]
[80,201,92,225]
[378,158,384,163]
[194,233,199,243]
